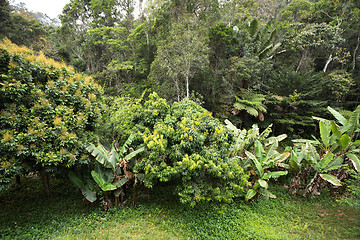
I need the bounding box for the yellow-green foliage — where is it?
[109,93,248,206]
[0,39,104,185]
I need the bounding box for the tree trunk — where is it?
[15,175,21,185]
[102,192,112,211]
[185,74,190,99]
[173,77,181,102]
[185,60,191,99]
[40,168,50,197]
[296,49,308,72]
[132,183,136,207]
[353,33,360,71]
[323,47,334,72]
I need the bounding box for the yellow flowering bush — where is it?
[0,39,104,187]
[108,93,248,206]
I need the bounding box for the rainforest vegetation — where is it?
[0,0,360,238]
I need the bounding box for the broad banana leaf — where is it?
[259,17,274,41]
[91,170,117,192]
[347,153,360,172]
[317,152,334,171]
[343,105,360,135]
[113,188,123,198]
[272,152,290,166]
[258,42,281,60]
[330,121,341,139]
[322,156,344,172]
[258,124,273,141]
[119,134,134,156]
[307,143,320,163]
[94,164,114,183]
[289,151,300,171]
[259,188,276,198]
[68,171,84,188]
[108,145,119,170]
[319,121,331,148]
[245,151,264,177]
[249,19,258,37]
[245,189,257,201]
[114,177,129,188]
[224,119,239,133]
[233,129,247,152]
[254,140,265,163]
[262,171,288,180]
[265,141,279,160]
[87,143,112,169]
[81,184,97,203]
[124,146,145,162]
[258,179,268,189]
[339,134,351,150]
[262,29,277,50]
[292,139,320,145]
[289,146,307,169]
[264,134,287,146]
[327,106,347,126]
[312,116,331,125]
[319,173,341,186]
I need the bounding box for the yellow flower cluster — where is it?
[62,85,68,92]
[89,93,96,102]
[144,130,165,151]
[60,148,67,155]
[47,81,55,88]
[75,89,82,97]
[1,161,10,169]
[178,154,202,171]
[214,126,224,135]
[27,127,37,135]
[53,117,62,126]
[3,132,12,142]
[16,145,25,151]
[0,38,73,71]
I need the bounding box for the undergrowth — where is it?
[0,175,359,240]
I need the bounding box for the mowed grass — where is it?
[0,175,359,240]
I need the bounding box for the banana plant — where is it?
[288,106,360,197]
[241,18,282,60]
[69,134,144,209]
[244,139,289,200]
[225,120,289,200]
[226,120,287,158]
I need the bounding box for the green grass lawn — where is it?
[0,175,359,240]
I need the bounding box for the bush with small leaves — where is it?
[0,39,105,190]
[108,93,249,206]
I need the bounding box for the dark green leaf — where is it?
[68,171,84,188]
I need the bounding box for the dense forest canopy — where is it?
[1,0,359,136]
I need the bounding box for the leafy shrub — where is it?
[107,93,249,206]
[0,39,105,188]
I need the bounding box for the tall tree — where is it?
[150,16,209,101]
[0,0,12,37]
